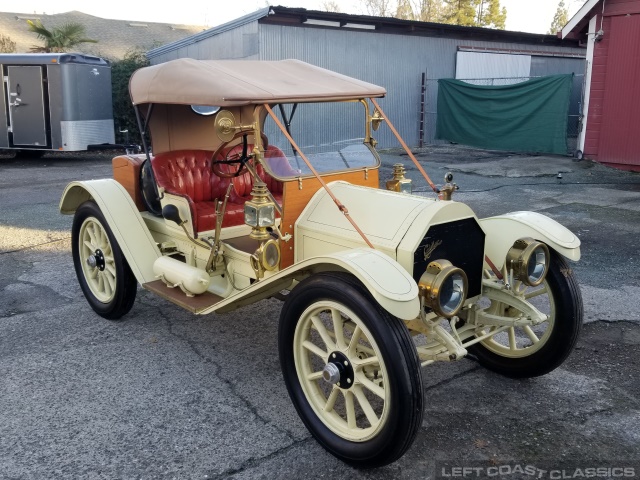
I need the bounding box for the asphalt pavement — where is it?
[1,146,639,479]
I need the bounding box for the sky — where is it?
[0,0,585,34]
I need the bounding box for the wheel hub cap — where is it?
[322,363,341,384]
[87,249,105,271]
[324,351,354,389]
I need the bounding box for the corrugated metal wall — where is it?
[149,20,260,63]
[259,24,585,148]
[150,20,585,149]
[455,51,532,80]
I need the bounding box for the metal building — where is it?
[0,53,115,153]
[562,0,640,171]
[148,6,586,149]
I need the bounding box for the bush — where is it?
[111,49,149,145]
[0,34,16,53]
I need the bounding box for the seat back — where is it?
[151,150,230,202]
[151,147,284,203]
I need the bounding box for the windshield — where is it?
[261,101,379,180]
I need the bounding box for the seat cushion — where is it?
[193,201,246,232]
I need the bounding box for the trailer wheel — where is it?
[14,150,45,159]
[279,272,423,468]
[72,201,137,320]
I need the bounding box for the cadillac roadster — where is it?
[60,59,582,467]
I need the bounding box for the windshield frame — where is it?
[254,99,381,182]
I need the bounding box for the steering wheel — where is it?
[212,132,270,179]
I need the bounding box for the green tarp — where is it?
[436,74,573,154]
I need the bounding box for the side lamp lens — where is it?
[418,259,468,318]
[258,204,275,227]
[244,204,258,227]
[399,180,413,194]
[506,238,550,287]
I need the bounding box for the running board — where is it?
[142,280,223,314]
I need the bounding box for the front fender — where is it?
[207,248,420,320]
[60,179,161,284]
[480,211,581,269]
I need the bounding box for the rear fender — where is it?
[60,179,161,283]
[207,248,420,320]
[480,211,581,269]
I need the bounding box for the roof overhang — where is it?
[129,58,386,106]
[562,0,600,39]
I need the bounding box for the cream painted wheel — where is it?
[469,252,583,378]
[293,300,391,442]
[72,201,137,320]
[476,280,556,358]
[279,272,423,468]
[79,217,117,303]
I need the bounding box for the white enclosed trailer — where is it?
[0,53,115,154]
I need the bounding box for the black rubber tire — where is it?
[14,149,45,159]
[71,201,137,320]
[469,252,583,378]
[279,272,423,468]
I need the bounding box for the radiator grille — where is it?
[413,218,485,299]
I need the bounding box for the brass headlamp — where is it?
[245,182,276,241]
[506,238,550,287]
[250,239,281,279]
[418,259,468,318]
[386,163,412,194]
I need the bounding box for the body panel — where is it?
[60,179,161,283]
[297,182,480,276]
[480,211,581,266]
[281,172,378,268]
[202,248,420,320]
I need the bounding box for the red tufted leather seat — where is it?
[151,147,284,235]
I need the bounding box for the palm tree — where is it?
[26,20,97,53]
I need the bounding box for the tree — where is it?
[442,0,478,26]
[26,20,97,53]
[0,34,16,53]
[476,0,506,29]
[548,0,569,34]
[110,49,150,144]
[396,0,414,19]
[321,1,341,12]
[362,0,395,17]
[413,0,448,22]
[359,0,506,28]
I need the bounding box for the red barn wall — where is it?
[584,0,640,170]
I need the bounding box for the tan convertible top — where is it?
[129,58,386,106]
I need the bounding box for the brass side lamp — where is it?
[245,182,276,241]
[245,182,281,278]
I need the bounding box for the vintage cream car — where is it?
[60,59,582,467]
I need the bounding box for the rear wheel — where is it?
[72,201,137,320]
[279,273,423,468]
[469,252,582,378]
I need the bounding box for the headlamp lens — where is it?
[440,272,466,315]
[527,247,547,285]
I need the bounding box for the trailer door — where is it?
[7,66,48,146]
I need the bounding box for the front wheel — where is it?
[468,251,583,378]
[71,201,137,320]
[279,273,423,468]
